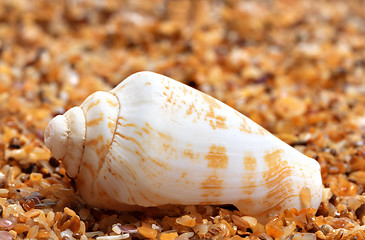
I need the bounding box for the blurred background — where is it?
[0,1,365,238]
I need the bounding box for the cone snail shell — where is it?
[44,71,323,223]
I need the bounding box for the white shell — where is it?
[44,71,323,223]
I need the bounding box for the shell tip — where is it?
[44,115,69,161]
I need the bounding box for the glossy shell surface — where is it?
[44,71,323,223]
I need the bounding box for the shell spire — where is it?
[44,107,86,178]
[44,114,69,161]
[45,71,323,223]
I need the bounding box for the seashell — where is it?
[44,71,323,223]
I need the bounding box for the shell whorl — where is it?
[44,114,69,161]
[70,91,120,206]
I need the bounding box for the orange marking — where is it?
[158,131,172,141]
[186,103,200,118]
[114,82,127,92]
[123,165,137,182]
[205,145,228,168]
[205,107,227,129]
[183,149,194,159]
[241,162,258,195]
[106,98,118,108]
[264,167,294,197]
[145,122,153,130]
[96,143,109,164]
[234,111,242,117]
[134,130,143,138]
[126,187,136,204]
[149,157,168,170]
[86,135,104,148]
[181,85,189,94]
[239,115,267,135]
[145,82,151,86]
[202,93,222,109]
[164,90,175,105]
[200,175,224,189]
[264,149,286,175]
[109,163,125,181]
[241,164,258,194]
[118,116,126,121]
[163,143,171,152]
[116,132,143,151]
[108,121,116,131]
[86,135,111,173]
[109,153,137,181]
[262,149,295,213]
[260,193,297,216]
[107,167,116,176]
[139,192,153,203]
[183,149,200,161]
[200,174,223,197]
[87,116,104,127]
[206,107,215,119]
[244,153,257,171]
[240,117,252,133]
[86,99,101,112]
[257,127,267,135]
[214,115,227,129]
[216,115,226,122]
[186,104,194,115]
[264,149,292,191]
[82,161,95,178]
[134,150,143,159]
[141,127,150,134]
